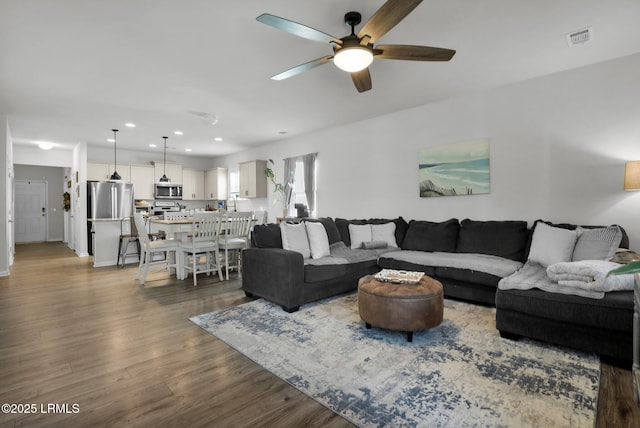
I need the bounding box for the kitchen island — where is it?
[90,218,135,267]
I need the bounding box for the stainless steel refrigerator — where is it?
[87,181,134,254]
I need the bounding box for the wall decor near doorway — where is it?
[418,139,490,197]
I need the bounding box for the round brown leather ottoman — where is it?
[358,274,444,342]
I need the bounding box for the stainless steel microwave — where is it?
[154,183,183,200]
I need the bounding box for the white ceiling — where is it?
[2,0,640,157]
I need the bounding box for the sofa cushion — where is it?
[305,221,330,259]
[527,222,579,267]
[401,219,459,252]
[456,219,529,261]
[304,263,348,283]
[368,217,409,248]
[572,225,623,261]
[381,250,522,278]
[280,222,310,259]
[303,217,342,244]
[349,224,372,249]
[371,223,398,248]
[251,223,283,248]
[496,287,633,333]
[335,218,367,247]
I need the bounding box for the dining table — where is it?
[149,216,256,280]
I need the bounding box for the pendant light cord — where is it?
[113,129,118,170]
[163,136,168,176]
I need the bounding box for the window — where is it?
[292,161,308,209]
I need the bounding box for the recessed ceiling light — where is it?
[125,123,136,128]
[185,148,192,152]
[214,137,223,142]
[107,138,115,143]
[38,142,53,150]
[174,130,183,135]
[149,144,157,148]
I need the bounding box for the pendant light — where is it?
[159,136,170,182]
[109,129,121,180]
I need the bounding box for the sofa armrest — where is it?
[242,248,305,311]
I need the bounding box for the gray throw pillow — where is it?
[571,226,623,261]
[527,222,579,267]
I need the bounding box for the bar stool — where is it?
[117,216,141,268]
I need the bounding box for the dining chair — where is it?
[179,212,224,286]
[218,211,254,280]
[134,213,179,285]
[117,216,140,268]
[252,210,268,227]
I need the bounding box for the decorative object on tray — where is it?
[375,269,424,284]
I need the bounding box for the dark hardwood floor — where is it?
[0,242,638,427]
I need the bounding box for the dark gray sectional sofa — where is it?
[242,216,633,362]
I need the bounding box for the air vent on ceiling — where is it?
[566,26,594,47]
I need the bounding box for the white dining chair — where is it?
[218,211,254,280]
[179,212,224,286]
[134,213,179,285]
[252,210,268,227]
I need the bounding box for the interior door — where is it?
[15,180,47,243]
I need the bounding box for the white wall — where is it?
[214,53,640,249]
[13,145,72,167]
[0,117,12,275]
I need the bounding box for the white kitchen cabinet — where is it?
[153,161,183,184]
[130,164,155,200]
[182,169,205,200]
[205,167,228,200]
[87,162,109,181]
[239,160,267,198]
[87,162,130,182]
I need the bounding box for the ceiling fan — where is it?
[256,0,456,93]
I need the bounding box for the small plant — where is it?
[265,159,294,209]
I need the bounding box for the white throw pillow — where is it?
[280,222,310,259]
[371,222,398,248]
[305,222,330,259]
[527,222,580,267]
[349,224,372,249]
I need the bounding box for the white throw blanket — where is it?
[546,260,635,293]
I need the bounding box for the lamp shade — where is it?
[624,160,640,191]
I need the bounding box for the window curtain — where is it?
[283,157,297,209]
[301,152,317,214]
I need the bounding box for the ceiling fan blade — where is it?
[257,13,342,45]
[351,68,372,93]
[357,0,423,44]
[271,55,333,80]
[375,44,456,61]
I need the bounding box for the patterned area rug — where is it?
[190,294,599,427]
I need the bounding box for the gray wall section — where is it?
[14,164,66,242]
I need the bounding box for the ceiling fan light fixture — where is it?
[334,46,373,72]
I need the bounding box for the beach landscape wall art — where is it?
[419,139,490,197]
